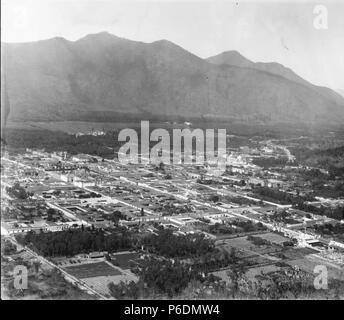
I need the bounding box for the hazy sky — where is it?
[2,0,344,90]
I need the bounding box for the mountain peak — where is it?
[151,39,186,51]
[220,50,247,58]
[151,39,174,45]
[207,50,344,106]
[206,50,253,68]
[76,31,124,43]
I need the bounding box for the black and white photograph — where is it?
[1,0,344,304]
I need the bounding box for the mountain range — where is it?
[2,31,344,126]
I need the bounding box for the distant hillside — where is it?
[207,51,344,107]
[2,32,344,126]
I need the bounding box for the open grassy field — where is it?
[64,261,121,279]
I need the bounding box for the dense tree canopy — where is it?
[17,227,136,257]
[141,229,214,258]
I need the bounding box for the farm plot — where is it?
[64,261,121,279]
[287,256,344,280]
[216,237,281,268]
[212,264,282,285]
[82,273,139,296]
[217,236,282,255]
[245,264,282,282]
[110,252,141,269]
[256,232,291,245]
[272,247,318,260]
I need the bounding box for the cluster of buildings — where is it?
[1,141,343,286]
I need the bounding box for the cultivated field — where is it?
[82,273,139,296]
[63,261,121,279]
